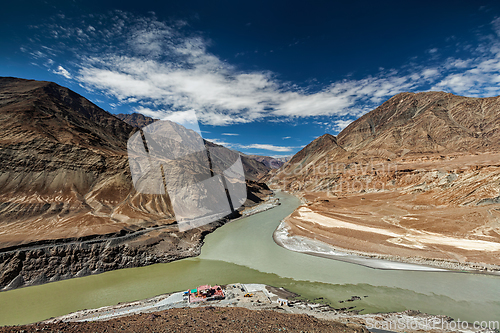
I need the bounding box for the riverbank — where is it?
[273,191,500,274]
[12,283,492,333]
[275,219,500,274]
[0,187,277,291]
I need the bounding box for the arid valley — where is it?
[3,2,500,332]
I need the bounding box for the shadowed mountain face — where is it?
[205,141,270,182]
[0,78,174,248]
[0,77,133,151]
[115,113,157,128]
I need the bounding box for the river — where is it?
[0,192,499,326]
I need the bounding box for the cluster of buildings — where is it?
[184,285,225,303]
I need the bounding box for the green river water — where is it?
[0,192,499,325]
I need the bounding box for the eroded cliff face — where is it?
[0,219,221,290]
[0,77,272,290]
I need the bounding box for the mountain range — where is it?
[3,77,500,289]
[0,77,272,290]
[245,155,291,169]
[114,113,271,180]
[269,91,500,269]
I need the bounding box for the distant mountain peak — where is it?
[315,133,337,143]
[0,76,134,151]
[246,155,290,169]
[115,113,158,128]
[286,133,343,167]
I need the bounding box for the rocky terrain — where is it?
[0,77,272,290]
[116,112,270,181]
[268,91,500,270]
[0,306,369,333]
[115,112,157,128]
[246,155,291,169]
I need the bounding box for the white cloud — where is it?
[421,68,439,79]
[332,119,353,132]
[53,65,71,79]
[237,143,300,152]
[34,12,431,125]
[135,107,202,133]
[32,12,500,126]
[282,136,291,139]
[205,138,231,147]
[428,18,500,97]
[432,57,500,96]
[221,133,239,136]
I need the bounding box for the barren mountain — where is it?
[115,112,157,128]
[0,77,272,290]
[338,91,500,159]
[117,112,270,181]
[0,78,172,247]
[270,91,500,270]
[246,155,291,169]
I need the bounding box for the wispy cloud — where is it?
[428,17,500,96]
[332,119,353,132]
[204,140,302,152]
[282,136,291,139]
[26,11,500,127]
[221,133,239,136]
[53,65,71,79]
[237,143,303,152]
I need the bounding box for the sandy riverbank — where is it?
[274,191,500,274]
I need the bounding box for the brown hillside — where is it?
[0,77,272,290]
[270,91,500,269]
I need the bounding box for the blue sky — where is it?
[2,1,500,156]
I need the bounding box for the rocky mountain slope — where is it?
[115,112,157,128]
[269,91,500,269]
[338,91,500,158]
[246,155,290,169]
[269,91,500,192]
[116,112,270,181]
[0,77,272,290]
